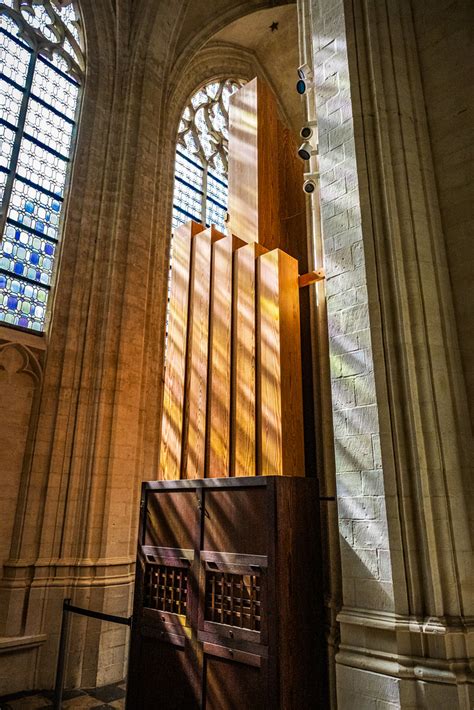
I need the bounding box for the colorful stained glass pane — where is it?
[0,3,83,332]
[0,270,48,329]
[8,179,61,239]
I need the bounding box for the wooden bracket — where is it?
[298,269,325,288]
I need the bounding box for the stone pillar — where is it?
[308,0,473,707]
[0,0,175,693]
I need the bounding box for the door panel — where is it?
[202,488,269,555]
[145,490,198,550]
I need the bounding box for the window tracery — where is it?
[172,78,245,233]
[0,1,84,332]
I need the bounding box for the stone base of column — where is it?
[336,607,474,709]
[0,559,134,695]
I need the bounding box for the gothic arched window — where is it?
[0,1,84,332]
[172,78,245,233]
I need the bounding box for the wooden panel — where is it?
[145,490,198,550]
[129,477,324,708]
[274,477,325,708]
[256,79,283,252]
[232,242,267,477]
[183,226,224,479]
[199,554,267,646]
[227,77,306,268]
[126,636,200,710]
[203,653,267,710]
[227,80,259,245]
[227,78,280,249]
[202,487,269,555]
[257,250,305,476]
[202,642,262,668]
[159,221,204,481]
[207,235,245,478]
[277,120,307,268]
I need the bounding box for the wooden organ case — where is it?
[126,78,325,708]
[126,477,323,709]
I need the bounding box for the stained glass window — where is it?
[0,1,84,332]
[172,78,245,233]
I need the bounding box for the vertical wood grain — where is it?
[227,80,258,244]
[183,226,224,479]
[227,78,305,264]
[258,249,305,476]
[232,241,267,477]
[159,221,204,480]
[207,234,246,478]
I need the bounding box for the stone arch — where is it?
[0,341,42,384]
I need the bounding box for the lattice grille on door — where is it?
[143,563,188,615]
[205,571,261,631]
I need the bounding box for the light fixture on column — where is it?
[302,171,319,194]
[297,141,318,161]
[300,120,317,140]
[296,64,313,94]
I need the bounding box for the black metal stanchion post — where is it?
[53,598,71,710]
[52,598,131,709]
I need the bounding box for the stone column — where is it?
[0,0,176,692]
[309,0,473,707]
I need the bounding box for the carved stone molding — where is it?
[337,607,474,684]
[0,0,84,80]
[0,341,43,385]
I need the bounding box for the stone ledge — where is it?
[337,607,474,686]
[0,634,46,654]
[1,558,136,589]
[0,325,47,351]
[337,645,473,685]
[338,606,474,634]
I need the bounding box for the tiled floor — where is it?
[0,681,126,709]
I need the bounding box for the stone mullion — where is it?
[64,9,141,566]
[89,75,160,564]
[114,0,189,514]
[137,96,175,486]
[351,0,472,620]
[311,0,397,618]
[37,59,127,568]
[7,68,116,570]
[80,2,187,564]
[379,0,454,617]
[349,0,432,618]
[33,1,143,688]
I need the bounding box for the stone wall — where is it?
[308,0,473,707]
[309,0,395,614]
[0,0,472,706]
